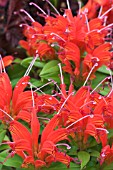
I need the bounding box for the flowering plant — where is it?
[0,0,113,170]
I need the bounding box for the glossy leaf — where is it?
[78,151,90,169]
[40,60,59,77]
[21,57,45,68]
[97,65,113,75]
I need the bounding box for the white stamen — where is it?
[50,33,66,42]
[58,63,64,85]
[83,8,90,32]
[30,84,35,108]
[103,16,108,26]
[56,143,71,149]
[78,1,82,15]
[34,81,53,92]
[57,92,75,115]
[19,23,29,27]
[24,54,39,77]
[80,101,96,109]
[96,128,109,134]
[90,76,111,94]
[29,2,47,16]
[98,6,103,17]
[66,0,70,9]
[38,116,50,121]
[20,9,35,22]
[98,23,113,32]
[66,114,94,129]
[22,82,45,94]
[83,63,98,86]
[99,6,113,19]
[0,55,2,73]
[0,108,14,121]
[48,79,66,99]
[44,0,60,15]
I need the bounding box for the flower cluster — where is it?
[19,2,113,82]
[1,0,113,169]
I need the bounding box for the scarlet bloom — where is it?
[83,43,112,79]
[99,144,113,165]
[2,55,14,67]
[8,109,71,168]
[0,72,36,122]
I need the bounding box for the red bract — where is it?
[83,43,112,79]
[19,5,112,81]
[0,72,35,122]
[8,109,70,168]
[100,144,113,165]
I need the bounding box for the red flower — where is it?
[0,72,36,122]
[100,144,113,165]
[83,43,112,79]
[8,109,70,168]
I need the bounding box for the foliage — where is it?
[0,0,113,170]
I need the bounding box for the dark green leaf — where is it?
[0,130,6,143]
[90,150,100,158]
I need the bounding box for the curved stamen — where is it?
[98,23,113,32]
[99,6,113,19]
[80,101,96,109]
[83,63,98,86]
[20,9,35,22]
[29,2,47,16]
[22,82,45,94]
[96,128,109,134]
[50,33,66,42]
[24,54,39,77]
[66,114,94,129]
[56,143,71,149]
[57,91,75,115]
[44,0,60,15]
[19,23,29,27]
[38,116,50,121]
[90,76,111,94]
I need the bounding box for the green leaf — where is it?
[7,64,26,80]
[0,130,6,143]
[78,151,90,169]
[13,58,22,64]
[97,65,113,75]
[40,60,59,78]
[90,150,100,158]
[0,151,22,168]
[21,57,45,68]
